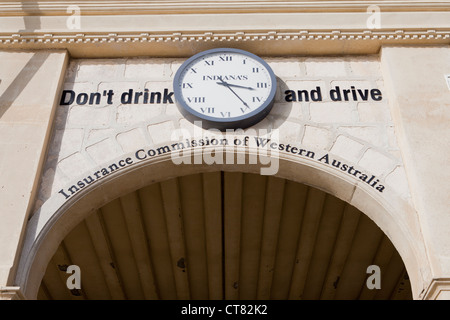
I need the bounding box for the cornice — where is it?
[1,2,448,56]
[0,29,449,58]
[1,1,450,16]
[1,29,449,44]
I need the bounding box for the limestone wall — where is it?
[34,55,412,212]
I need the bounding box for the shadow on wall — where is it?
[0,53,50,118]
[20,1,41,33]
[0,2,47,118]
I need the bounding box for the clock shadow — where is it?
[250,76,294,132]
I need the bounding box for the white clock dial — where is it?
[173,48,277,130]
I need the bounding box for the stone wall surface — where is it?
[381,46,450,293]
[33,56,411,212]
[0,50,68,287]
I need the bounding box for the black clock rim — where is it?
[173,48,277,130]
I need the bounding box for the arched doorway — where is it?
[16,150,426,300]
[37,171,411,300]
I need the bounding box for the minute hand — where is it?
[216,81,255,91]
[217,79,250,109]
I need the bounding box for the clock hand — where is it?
[216,81,255,91]
[217,78,251,109]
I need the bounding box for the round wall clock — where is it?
[173,48,277,130]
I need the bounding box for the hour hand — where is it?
[216,81,255,91]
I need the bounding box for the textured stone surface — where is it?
[34,56,410,212]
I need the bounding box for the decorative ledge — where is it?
[1,29,449,44]
[1,29,448,57]
[423,278,450,300]
[0,286,25,300]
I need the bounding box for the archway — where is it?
[15,150,428,299]
[37,171,412,300]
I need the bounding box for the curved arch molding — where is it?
[15,147,431,300]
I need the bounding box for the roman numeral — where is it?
[204,60,214,66]
[252,67,259,73]
[219,56,232,61]
[200,107,215,114]
[187,97,206,103]
[182,83,193,88]
[257,82,268,88]
[252,97,263,102]
[190,68,197,73]
[220,111,231,117]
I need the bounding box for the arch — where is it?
[15,147,430,300]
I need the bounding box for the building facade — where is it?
[0,1,449,300]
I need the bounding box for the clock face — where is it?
[173,48,277,130]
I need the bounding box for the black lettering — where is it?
[89,92,101,105]
[311,86,322,101]
[143,89,149,103]
[163,89,174,104]
[60,90,75,105]
[108,163,119,172]
[254,137,270,147]
[343,89,351,101]
[305,150,315,159]
[157,145,171,154]
[105,90,114,104]
[58,189,71,199]
[134,91,143,104]
[297,89,309,102]
[358,89,369,101]
[171,142,184,150]
[150,91,161,104]
[371,89,382,101]
[121,89,133,104]
[330,86,342,101]
[351,86,358,101]
[359,174,368,182]
[285,90,296,102]
[68,185,79,195]
[135,149,147,160]
[318,154,329,164]
[83,176,94,185]
[332,159,341,168]
[76,93,88,105]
